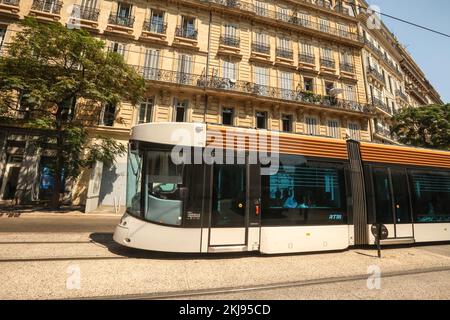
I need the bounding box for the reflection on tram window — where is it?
[126,148,143,217]
[410,171,450,223]
[261,156,347,226]
[144,151,184,226]
[212,165,246,227]
[372,168,394,224]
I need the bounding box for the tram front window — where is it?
[126,147,143,217]
[144,150,184,226]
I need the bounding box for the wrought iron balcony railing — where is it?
[203,0,360,43]
[340,63,355,73]
[375,126,393,139]
[367,66,385,84]
[143,20,167,34]
[395,89,409,103]
[31,0,62,15]
[299,53,315,65]
[276,48,293,60]
[175,26,198,40]
[364,37,403,78]
[320,58,336,69]
[71,5,99,21]
[108,14,135,28]
[0,0,20,6]
[372,97,392,115]
[131,66,373,114]
[220,35,240,47]
[252,42,270,55]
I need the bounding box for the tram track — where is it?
[76,266,450,300]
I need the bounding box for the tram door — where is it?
[208,162,261,251]
[372,167,414,240]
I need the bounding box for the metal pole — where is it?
[377,223,382,258]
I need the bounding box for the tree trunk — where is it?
[50,105,64,210]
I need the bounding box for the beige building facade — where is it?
[0,0,443,209]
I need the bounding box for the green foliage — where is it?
[0,18,146,207]
[391,104,450,151]
[84,137,127,169]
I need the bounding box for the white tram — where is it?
[114,122,450,254]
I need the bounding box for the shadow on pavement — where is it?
[89,232,260,261]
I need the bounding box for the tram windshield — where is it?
[126,144,185,226]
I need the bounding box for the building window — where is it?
[222,58,236,81]
[174,99,188,122]
[305,117,318,135]
[256,111,267,129]
[297,12,310,27]
[277,6,289,22]
[318,18,330,33]
[113,2,133,27]
[223,24,239,47]
[281,114,293,133]
[176,54,193,84]
[348,122,360,140]
[255,1,268,16]
[222,107,234,126]
[177,16,197,39]
[328,120,340,138]
[337,23,350,38]
[143,48,160,80]
[100,102,116,126]
[304,78,314,92]
[280,71,293,100]
[108,42,125,57]
[253,66,269,96]
[138,98,154,124]
[149,9,165,33]
[325,82,334,95]
[0,28,5,50]
[344,85,356,101]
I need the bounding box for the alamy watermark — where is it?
[66,264,81,290]
[367,265,382,290]
[170,127,280,176]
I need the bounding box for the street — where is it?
[1,213,450,300]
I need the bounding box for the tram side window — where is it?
[144,150,184,226]
[410,171,450,223]
[261,155,347,226]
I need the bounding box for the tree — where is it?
[0,18,145,208]
[391,104,450,151]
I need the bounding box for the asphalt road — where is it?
[0,214,120,233]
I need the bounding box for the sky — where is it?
[366,0,450,103]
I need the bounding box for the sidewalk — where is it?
[0,204,121,217]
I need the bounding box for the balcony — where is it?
[367,66,385,86]
[340,63,355,73]
[252,43,270,55]
[372,97,392,115]
[69,5,100,29]
[299,53,315,65]
[375,126,395,141]
[320,58,336,70]
[220,35,240,48]
[108,14,135,28]
[395,89,409,104]
[364,38,402,78]
[276,48,293,60]
[29,0,63,21]
[140,20,167,43]
[131,65,373,115]
[175,27,198,40]
[202,1,360,45]
[0,0,20,18]
[218,35,241,57]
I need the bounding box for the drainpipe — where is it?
[203,9,213,121]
